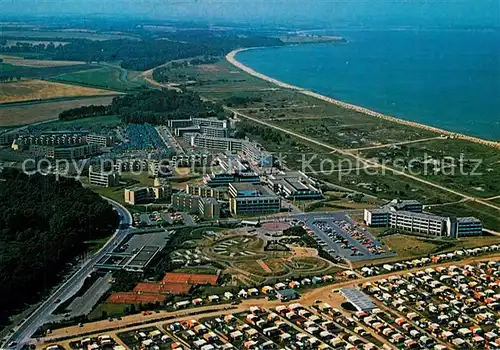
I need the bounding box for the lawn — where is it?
[381,234,440,259]
[88,302,129,321]
[0,79,116,103]
[0,95,117,126]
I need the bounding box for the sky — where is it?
[1,0,498,28]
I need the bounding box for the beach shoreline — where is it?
[226,48,500,149]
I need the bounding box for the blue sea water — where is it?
[237,29,500,140]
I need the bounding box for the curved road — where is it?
[4,198,132,349]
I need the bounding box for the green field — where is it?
[53,66,146,91]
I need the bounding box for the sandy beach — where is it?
[226,48,500,149]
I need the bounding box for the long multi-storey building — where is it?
[389,211,447,236]
[204,172,261,188]
[169,118,229,137]
[228,183,281,215]
[241,140,274,168]
[364,199,483,237]
[187,134,243,152]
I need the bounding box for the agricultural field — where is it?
[0,54,84,67]
[1,29,140,41]
[0,79,117,103]
[0,95,116,126]
[53,65,146,91]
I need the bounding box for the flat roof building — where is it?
[268,171,322,200]
[88,165,119,187]
[171,192,200,213]
[228,183,280,215]
[86,134,114,148]
[187,134,243,152]
[186,184,228,201]
[389,211,446,236]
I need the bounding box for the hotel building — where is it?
[364,199,482,237]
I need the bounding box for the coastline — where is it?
[226,48,500,149]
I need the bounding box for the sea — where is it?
[237,28,500,141]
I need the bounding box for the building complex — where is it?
[364,199,482,237]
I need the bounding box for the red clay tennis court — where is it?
[133,282,192,295]
[162,272,219,286]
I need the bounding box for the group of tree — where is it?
[0,31,283,71]
[109,89,226,124]
[152,66,169,83]
[0,169,119,327]
[59,104,110,121]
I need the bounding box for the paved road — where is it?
[38,252,500,346]
[229,109,500,213]
[4,198,132,349]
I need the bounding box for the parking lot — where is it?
[299,213,396,262]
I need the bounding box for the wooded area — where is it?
[0,170,119,326]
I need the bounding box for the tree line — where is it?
[0,169,119,327]
[0,31,283,71]
[59,104,110,120]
